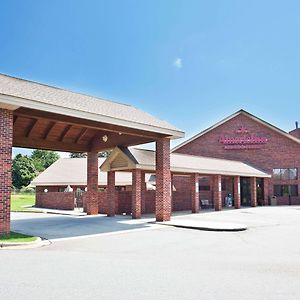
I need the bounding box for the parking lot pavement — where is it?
[2,206,300,300]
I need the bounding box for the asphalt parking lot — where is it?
[1,206,300,300]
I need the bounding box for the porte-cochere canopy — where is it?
[0,73,184,235]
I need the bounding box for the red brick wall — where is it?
[289,128,300,139]
[0,109,13,235]
[155,138,172,221]
[174,113,300,205]
[86,152,99,215]
[36,192,75,210]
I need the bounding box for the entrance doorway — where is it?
[240,177,251,206]
[257,178,264,206]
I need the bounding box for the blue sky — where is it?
[1,0,300,156]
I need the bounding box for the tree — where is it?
[99,151,111,158]
[31,150,59,172]
[12,154,38,189]
[69,152,87,158]
[69,151,111,158]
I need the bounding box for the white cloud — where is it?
[173,57,182,69]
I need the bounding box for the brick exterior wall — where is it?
[175,113,300,205]
[141,172,146,214]
[191,173,200,213]
[36,187,198,215]
[234,176,241,209]
[132,169,142,219]
[0,109,13,235]
[213,175,222,211]
[289,128,300,139]
[250,177,257,207]
[155,138,171,221]
[86,152,99,215]
[107,171,116,216]
[36,192,75,210]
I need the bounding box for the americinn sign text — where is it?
[219,126,268,150]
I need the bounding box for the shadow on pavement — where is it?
[11,213,156,240]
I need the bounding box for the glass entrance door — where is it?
[240,177,251,206]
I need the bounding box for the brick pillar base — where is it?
[234,176,241,209]
[155,138,171,222]
[0,109,13,235]
[132,169,142,219]
[250,177,257,207]
[86,152,99,215]
[263,178,270,206]
[191,173,200,213]
[213,175,222,211]
[107,171,116,217]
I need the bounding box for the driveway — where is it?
[2,206,300,300]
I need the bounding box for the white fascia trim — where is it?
[0,94,185,139]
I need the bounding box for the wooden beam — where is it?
[75,128,88,144]
[59,125,72,142]
[13,136,88,152]
[14,108,166,140]
[25,119,39,138]
[43,122,56,140]
[89,132,152,152]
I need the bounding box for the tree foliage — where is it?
[12,154,38,189]
[69,151,111,158]
[12,150,60,189]
[69,152,87,158]
[31,150,60,172]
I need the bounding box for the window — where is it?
[272,168,298,180]
[199,185,210,191]
[273,185,298,197]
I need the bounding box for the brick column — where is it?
[191,173,200,213]
[263,178,270,206]
[155,138,171,222]
[86,151,99,215]
[213,175,222,211]
[107,171,116,217]
[234,176,241,209]
[0,109,13,235]
[141,171,146,214]
[250,177,257,207]
[132,169,142,219]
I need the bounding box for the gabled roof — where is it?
[101,147,271,178]
[31,158,153,186]
[172,109,300,152]
[0,73,184,138]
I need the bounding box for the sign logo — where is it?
[219,126,268,150]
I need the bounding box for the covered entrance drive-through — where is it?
[101,147,271,218]
[0,73,184,235]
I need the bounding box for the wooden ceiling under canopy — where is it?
[13,107,167,153]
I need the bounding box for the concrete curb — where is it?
[155,221,247,232]
[0,237,51,249]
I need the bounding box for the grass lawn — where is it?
[0,231,37,243]
[11,193,36,212]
